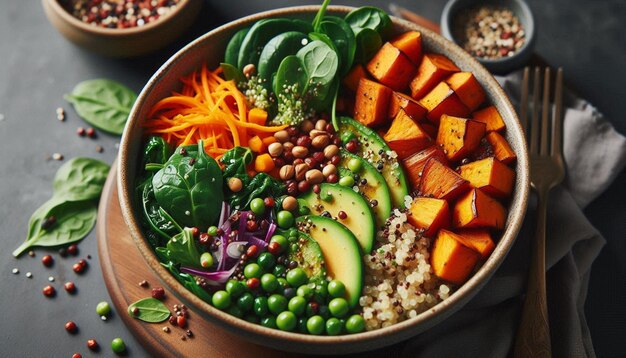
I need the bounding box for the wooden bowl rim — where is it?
[118,5,529,351]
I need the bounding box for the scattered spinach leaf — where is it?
[152,141,223,230]
[65,79,137,135]
[53,157,110,202]
[127,298,171,323]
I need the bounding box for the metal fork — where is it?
[513,67,565,358]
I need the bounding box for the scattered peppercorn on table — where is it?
[1,1,625,357]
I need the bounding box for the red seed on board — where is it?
[67,244,79,256]
[152,287,166,300]
[65,321,78,334]
[64,281,76,294]
[86,339,99,351]
[176,316,187,328]
[43,285,56,297]
[42,255,54,267]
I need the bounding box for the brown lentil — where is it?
[227,177,243,192]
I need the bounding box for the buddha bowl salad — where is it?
[136,1,517,334]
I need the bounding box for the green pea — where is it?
[260,316,277,329]
[327,280,346,298]
[111,337,126,354]
[345,314,365,333]
[212,290,231,310]
[339,175,355,187]
[257,252,276,271]
[244,263,262,279]
[200,252,214,268]
[276,211,295,228]
[270,234,288,248]
[227,305,243,318]
[253,297,268,316]
[237,292,255,312]
[225,280,246,298]
[261,273,279,293]
[326,317,343,335]
[347,158,362,173]
[296,284,313,299]
[290,243,299,253]
[277,277,289,290]
[244,314,259,324]
[288,227,298,237]
[273,264,287,277]
[307,315,325,335]
[250,198,266,215]
[286,268,307,287]
[288,235,298,243]
[288,296,307,316]
[328,298,349,318]
[314,282,328,302]
[96,301,111,317]
[276,311,297,331]
[207,226,218,237]
[318,305,330,320]
[267,294,287,315]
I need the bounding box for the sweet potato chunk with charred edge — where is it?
[383,109,432,159]
[436,114,486,162]
[388,91,427,121]
[455,229,495,260]
[366,43,417,91]
[353,78,392,127]
[402,146,448,191]
[408,197,451,238]
[410,53,460,99]
[342,64,368,93]
[472,105,506,132]
[390,31,423,64]
[418,158,470,200]
[486,131,517,164]
[453,189,507,229]
[445,72,486,112]
[458,157,515,198]
[419,82,470,123]
[431,229,481,284]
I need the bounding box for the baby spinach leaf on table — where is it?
[65,79,137,135]
[52,157,110,202]
[345,6,392,38]
[13,199,97,257]
[224,27,250,67]
[127,297,170,323]
[162,227,202,268]
[152,141,223,231]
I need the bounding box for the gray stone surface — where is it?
[0,0,623,356]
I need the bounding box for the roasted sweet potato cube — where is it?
[390,31,422,64]
[418,158,470,200]
[408,197,451,237]
[366,43,417,91]
[445,72,486,112]
[453,189,507,229]
[419,82,470,123]
[420,122,438,139]
[402,146,448,190]
[459,157,515,198]
[383,109,432,159]
[342,64,368,93]
[472,105,506,132]
[486,132,517,164]
[354,78,392,127]
[410,53,460,99]
[431,229,481,284]
[388,92,427,121]
[455,229,495,260]
[436,114,486,162]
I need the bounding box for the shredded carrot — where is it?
[144,65,287,159]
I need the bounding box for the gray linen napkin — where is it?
[401,70,626,358]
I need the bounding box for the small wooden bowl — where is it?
[118,5,529,354]
[42,0,201,58]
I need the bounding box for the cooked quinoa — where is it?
[360,208,451,330]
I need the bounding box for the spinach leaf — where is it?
[221,146,254,178]
[160,260,213,303]
[220,63,246,84]
[273,55,308,102]
[320,17,356,76]
[142,136,172,168]
[152,141,223,230]
[312,0,331,32]
[13,199,97,257]
[297,40,339,110]
[65,79,137,135]
[257,31,308,90]
[127,298,171,323]
[53,157,110,202]
[345,6,392,37]
[224,27,250,67]
[353,28,383,64]
[139,177,177,246]
[161,227,202,268]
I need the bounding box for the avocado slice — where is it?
[299,183,375,253]
[296,215,363,308]
[338,116,410,209]
[286,232,326,281]
[339,149,392,229]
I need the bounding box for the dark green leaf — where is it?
[345,6,392,37]
[297,40,339,110]
[142,136,172,168]
[224,27,250,67]
[65,79,137,135]
[162,227,202,268]
[127,298,171,323]
[312,0,331,32]
[140,176,177,245]
[274,55,308,100]
[257,31,308,90]
[52,157,110,202]
[320,17,356,76]
[220,63,246,84]
[353,28,383,64]
[221,146,254,178]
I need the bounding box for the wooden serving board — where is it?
[97,166,286,357]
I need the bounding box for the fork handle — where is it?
[513,191,552,358]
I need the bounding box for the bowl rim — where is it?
[118,4,529,351]
[44,0,194,35]
[440,0,536,64]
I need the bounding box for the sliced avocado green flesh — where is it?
[299,183,375,253]
[338,116,409,209]
[286,232,326,280]
[296,215,362,308]
[339,149,392,229]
